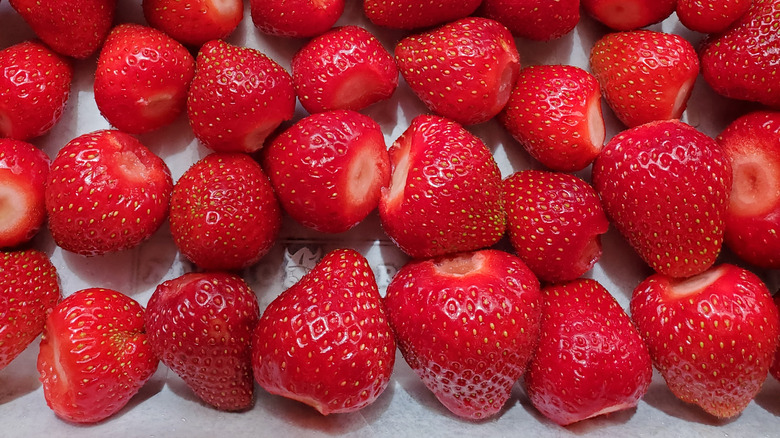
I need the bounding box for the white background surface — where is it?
[1,1,779,437]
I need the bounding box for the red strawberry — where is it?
[143,0,244,47]
[581,0,675,30]
[0,250,60,371]
[395,17,521,126]
[384,249,542,420]
[146,272,260,411]
[503,170,609,284]
[37,288,158,423]
[262,110,390,234]
[478,0,580,41]
[94,24,195,134]
[701,0,780,108]
[169,153,281,271]
[677,0,751,33]
[771,293,780,381]
[499,65,605,171]
[9,0,115,59]
[630,264,780,418]
[252,249,395,415]
[0,41,72,141]
[45,130,173,256]
[590,30,699,128]
[0,139,50,248]
[363,0,482,30]
[187,40,296,153]
[592,120,731,278]
[291,26,398,114]
[525,279,652,425]
[378,115,506,259]
[250,0,345,38]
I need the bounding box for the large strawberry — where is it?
[253,249,396,415]
[676,0,751,33]
[364,0,482,30]
[0,139,50,248]
[143,0,244,47]
[478,0,580,41]
[592,120,731,278]
[250,0,345,38]
[384,249,541,420]
[581,0,675,30]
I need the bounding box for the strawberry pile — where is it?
[1,0,780,433]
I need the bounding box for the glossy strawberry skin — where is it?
[364,0,482,30]
[676,0,751,33]
[384,249,542,420]
[592,120,731,278]
[37,288,158,424]
[250,0,345,38]
[0,139,50,248]
[631,264,780,418]
[771,293,780,382]
[143,0,244,47]
[582,0,675,30]
[253,249,395,415]
[146,272,260,411]
[478,0,580,41]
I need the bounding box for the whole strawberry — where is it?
[37,288,158,423]
[0,250,60,371]
[146,272,260,411]
[253,249,395,415]
[525,279,652,425]
[631,264,780,418]
[677,0,751,33]
[395,17,521,126]
[378,115,506,259]
[364,0,482,30]
[582,0,675,30]
[592,120,731,278]
[384,249,541,420]
[143,0,244,47]
[45,130,173,256]
[478,0,580,41]
[250,0,345,38]
[0,41,72,141]
[0,139,50,248]
[187,40,296,153]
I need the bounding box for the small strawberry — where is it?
[0,250,60,371]
[94,24,195,134]
[378,115,506,259]
[250,0,345,38]
[143,0,244,47]
[499,65,605,171]
[592,120,731,278]
[503,170,609,284]
[146,272,260,411]
[37,288,158,423]
[0,139,50,248]
[477,0,580,41]
[631,264,780,418]
[395,17,521,126]
[45,130,173,256]
[291,26,398,114]
[187,40,296,153]
[525,279,652,426]
[253,249,395,415]
[0,41,72,141]
[262,110,390,234]
[384,249,541,420]
[590,30,699,128]
[169,153,281,271]
[677,0,752,33]
[581,0,676,30]
[363,0,482,30]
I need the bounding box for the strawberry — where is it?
[477,0,580,41]
[581,0,675,30]
[525,279,652,425]
[395,17,521,126]
[676,0,752,33]
[169,153,281,271]
[143,0,244,47]
[8,0,115,59]
[45,130,173,256]
[384,249,541,420]
[94,24,195,134]
[0,139,50,248]
[252,249,395,415]
[0,41,72,141]
[503,170,609,284]
[187,40,296,153]
[262,110,390,234]
[499,65,605,171]
[592,120,731,278]
[701,0,780,108]
[771,293,780,382]
[630,264,780,418]
[250,0,345,38]
[0,250,60,371]
[37,288,158,423]
[291,26,398,114]
[590,30,699,128]
[363,0,482,30]
[146,272,260,411]
[378,115,506,259]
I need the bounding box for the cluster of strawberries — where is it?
[1,0,780,431]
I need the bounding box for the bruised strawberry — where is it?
[677,0,751,33]
[143,0,244,47]
[250,0,345,38]
[581,0,675,30]
[478,0,580,41]
[364,0,482,30]
[0,139,50,248]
